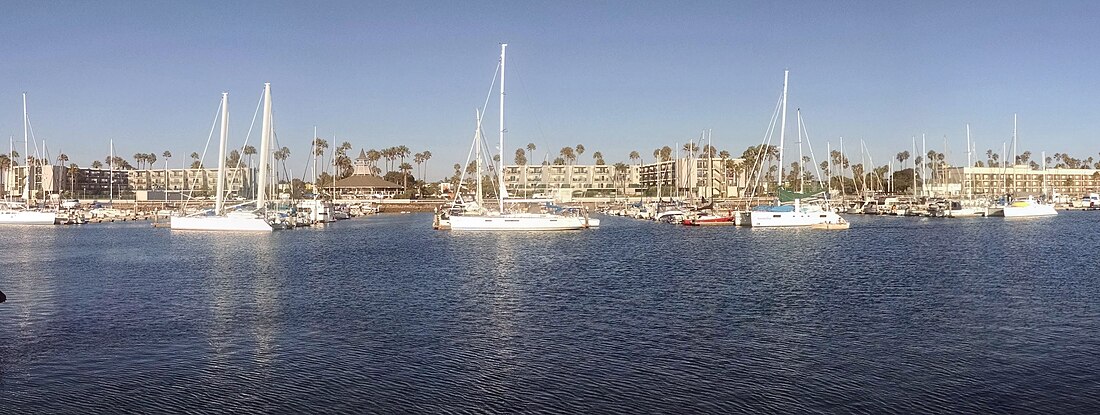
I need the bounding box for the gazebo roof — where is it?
[333,174,402,189]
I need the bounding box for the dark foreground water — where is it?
[1,212,1098,413]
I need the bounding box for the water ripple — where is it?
[1,213,1099,412]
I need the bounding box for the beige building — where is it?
[3,164,254,200]
[502,157,746,200]
[939,165,1100,198]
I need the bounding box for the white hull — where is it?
[749,210,844,227]
[946,208,983,217]
[449,213,590,231]
[170,215,273,232]
[0,210,57,225]
[1002,204,1057,218]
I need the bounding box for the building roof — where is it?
[333,174,402,189]
[357,149,368,160]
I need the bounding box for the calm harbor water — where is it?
[1,212,1098,413]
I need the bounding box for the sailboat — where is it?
[993,115,1057,218]
[171,84,282,232]
[1,93,57,225]
[747,70,846,228]
[445,44,594,231]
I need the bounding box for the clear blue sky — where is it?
[2,0,1098,178]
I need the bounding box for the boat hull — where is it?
[683,215,735,226]
[1001,205,1057,217]
[449,213,590,231]
[170,215,274,232]
[749,210,845,227]
[0,211,57,225]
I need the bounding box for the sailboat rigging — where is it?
[440,44,596,231]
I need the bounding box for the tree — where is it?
[574,144,585,160]
[629,150,640,165]
[559,147,575,164]
[399,162,412,189]
[661,146,674,162]
[420,151,431,182]
[514,148,527,165]
[226,149,241,168]
[592,151,604,165]
[683,142,699,158]
[92,160,103,169]
[147,153,156,168]
[242,146,256,168]
[896,151,910,171]
[526,143,536,166]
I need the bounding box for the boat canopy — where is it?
[778,187,825,203]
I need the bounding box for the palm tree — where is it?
[189,152,201,169]
[895,151,910,172]
[420,151,431,182]
[575,144,585,160]
[659,146,672,162]
[162,150,172,191]
[399,162,412,190]
[242,145,256,169]
[414,152,425,181]
[91,160,103,169]
[147,153,156,168]
[312,137,329,181]
[629,150,640,165]
[592,151,604,165]
[526,143,536,166]
[367,149,381,174]
[396,145,410,173]
[683,142,699,158]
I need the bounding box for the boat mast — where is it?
[256,83,272,211]
[966,124,972,199]
[214,92,229,215]
[777,69,788,195]
[475,109,483,208]
[109,139,114,202]
[497,43,507,213]
[22,93,30,202]
[910,137,915,197]
[796,108,804,193]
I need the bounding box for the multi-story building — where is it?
[128,167,253,196]
[3,164,253,200]
[938,164,1100,198]
[501,157,746,200]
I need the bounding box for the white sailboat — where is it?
[446,44,594,231]
[748,70,845,228]
[171,84,280,232]
[1,93,57,225]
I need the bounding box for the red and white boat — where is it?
[682,212,736,226]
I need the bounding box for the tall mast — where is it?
[1012,113,1018,167]
[256,83,273,210]
[777,69,789,193]
[22,93,30,201]
[498,43,507,213]
[921,134,927,197]
[911,137,917,197]
[796,108,804,193]
[966,124,972,199]
[109,139,114,202]
[214,92,229,215]
[475,109,483,208]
